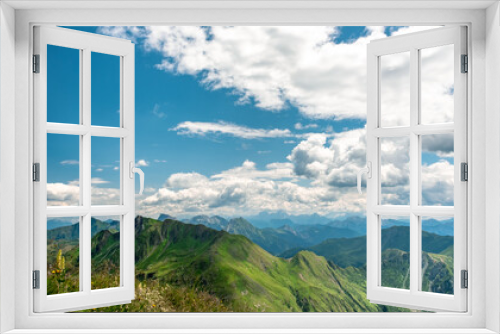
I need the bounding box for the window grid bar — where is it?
[372,205,454,216]
[46,206,129,217]
[82,47,92,295]
[372,124,454,138]
[409,47,420,294]
[46,123,129,138]
[78,48,84,292]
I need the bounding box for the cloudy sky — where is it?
[46,25,455,219]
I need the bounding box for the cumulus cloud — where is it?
[47,181,122,206]
[173,121,293,139]
[422,160,454,206]
[136,159,149,167]
[139,160,353,217]
[99,25,440,121]
[138,125,455,217]
[422,133,454,158]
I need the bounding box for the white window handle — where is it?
[357,161,372,194]
[129,161,145,195]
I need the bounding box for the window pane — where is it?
[420,44,454,124]
[421,134,454,206]
[47,45,80,124]
[92,52,120,127]
[47,134,80,206]
[47,217,80,295]
[381,217,410,290]
[380,137,410,205]
[91,137,121,205]
[91,216,120,290]
[421,217,454,295]
[380,52,410,127]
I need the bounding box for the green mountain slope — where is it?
[280,226,453,268]
[47,218,114,241]
[130,217,386,312]
[57,217,411,312]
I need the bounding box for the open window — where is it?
[33,26,139,312]
[364,26,467,312]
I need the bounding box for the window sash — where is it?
[366,26,468,312]
[32,26,136,313]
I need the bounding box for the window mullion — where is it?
[409,47,420,294]
[82,47,92,294]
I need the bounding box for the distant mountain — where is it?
[158,213,176,222]
[247,211,332,228]
[47,218,75,230]
[47,218,115,241]
[328,216,367,235]
[188,215,228,230]
[184,216,359,255]
[280,226,454,268]
[328,217,454,237]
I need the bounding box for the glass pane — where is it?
[420,44,454,124]
[47,217,80,295]
[91,137,121,205]
[92,52,120,127]
[381,216,410,290]
[91,216,120,290]
[380,51,410,127]
[47,134,80,206]
[47,45,80,124]
[421,217,454,295]
[380,137,410,205]
[421,134,454,206]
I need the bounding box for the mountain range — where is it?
[176,215,360,255]
[47,216,455,312]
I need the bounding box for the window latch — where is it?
[129,162,145,195]
[357,162,372,194]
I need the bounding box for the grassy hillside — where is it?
[280,226,453,268]
[47,217,453,312]
[48,217,409,312]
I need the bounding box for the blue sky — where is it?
[46,25,455,218]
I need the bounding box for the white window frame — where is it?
[1,2,499,333]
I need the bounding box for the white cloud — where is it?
[95,168,104,172]
[47,181,121,206]
[60,160,79,165]
[100,26,441,122]
[136,159,149,167]
[91,177,109,184]
[173,121,293,139]
[152,103,167,119]
[154,159,168,163]
[139,161,349,217]
[294,123,318,130]
[138,126,455,217]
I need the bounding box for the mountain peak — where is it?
[158,213,176,222]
